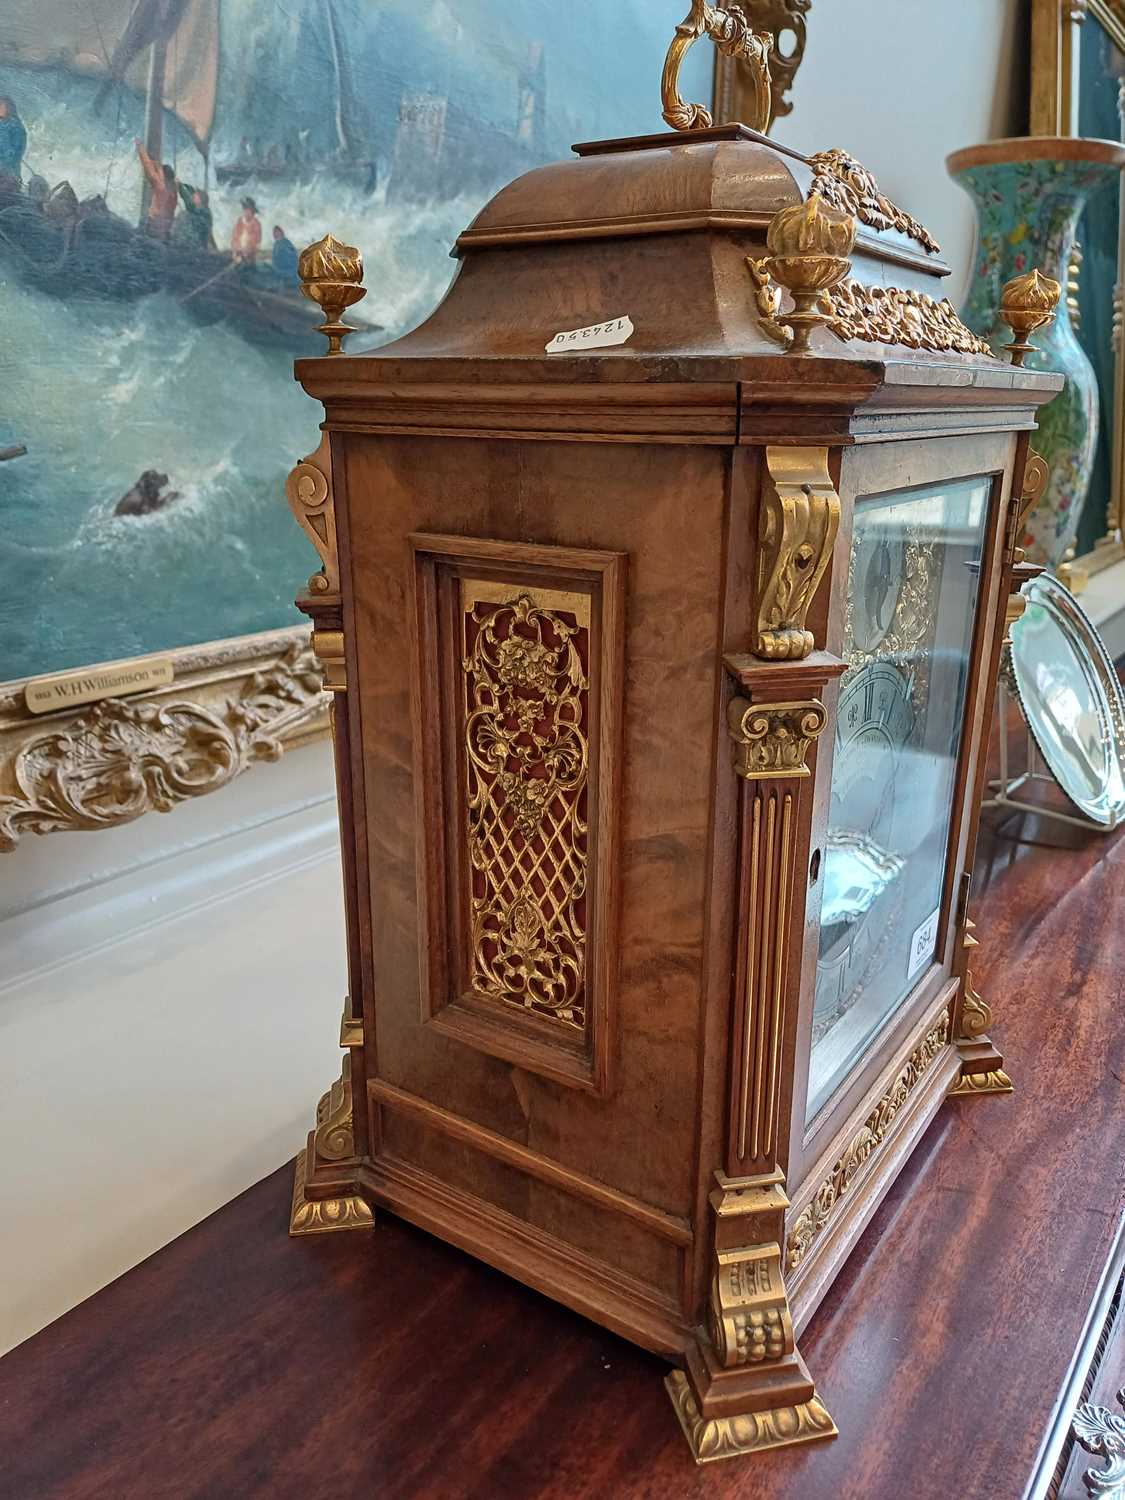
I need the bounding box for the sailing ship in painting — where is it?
[0,0,580,683]
[0,0,385,351]
[0,0,553,352]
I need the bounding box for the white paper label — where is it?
[907,907,941,983]
[545,316,633,354]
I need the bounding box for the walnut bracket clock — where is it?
[278,5,1062,1466]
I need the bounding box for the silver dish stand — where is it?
[983,676,1120,833]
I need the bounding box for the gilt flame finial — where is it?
[297,233,367,356]
[999,268,1061,367]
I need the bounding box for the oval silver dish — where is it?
[1008,572,1125,828]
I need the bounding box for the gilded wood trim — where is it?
[785,1006,952,1272]
[666,1371,836,1464]
[755,447,841,661]
[285,430,339,598]
[369,1079,693,1247]
[0,627,327,851]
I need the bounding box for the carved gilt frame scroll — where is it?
[1,418,332,854]
[0,626,328,852]
[1032,0,1125,579]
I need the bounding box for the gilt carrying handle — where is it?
[662,0,773,132]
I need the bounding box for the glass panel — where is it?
[806,475,991,1121]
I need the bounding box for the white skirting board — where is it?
[0,740,346,1355]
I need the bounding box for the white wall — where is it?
[778,0,1026,305]
[0,741,344,1354]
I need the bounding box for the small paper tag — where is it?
[545,316,634,354]
[907,907,941,983]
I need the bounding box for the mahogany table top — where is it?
[3,805,1123,1500]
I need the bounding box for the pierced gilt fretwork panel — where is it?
[461,582,591,1031]
[410,534,624,1093]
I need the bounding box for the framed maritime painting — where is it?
[0,0,724,848]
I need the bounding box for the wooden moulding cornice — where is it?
[320,382,740,446]
[369,1079,693,1248]
[0,625,329,851]
[454,211,949,277]
[723,650,848,698]
[361,1152,691,1358]
[291,351,1063,450]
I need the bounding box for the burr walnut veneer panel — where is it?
[341,435,737,1328]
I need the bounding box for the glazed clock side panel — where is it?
[807,474,993,1118]
[337,430,735,1298]
[782,429,1021,1317]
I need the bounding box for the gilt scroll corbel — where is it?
[754,447,841,661]
[285,431,346,693]
[285,430,338,600]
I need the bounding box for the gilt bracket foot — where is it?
[287,1049,373,1236]
[948,1066,1014,1098]
[289,1148,373,1236]
[665,1370,837,1464]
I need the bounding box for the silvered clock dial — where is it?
[815,662,915,1040]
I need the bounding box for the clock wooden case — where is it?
[280,66,1061,1464]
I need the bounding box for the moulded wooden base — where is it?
[951,1034,1013,1098]
[288,1149,374,1236]
[665,1369,837,1464]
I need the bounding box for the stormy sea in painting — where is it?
[0,0,704,680]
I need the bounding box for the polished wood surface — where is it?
[3,804,1121,1500]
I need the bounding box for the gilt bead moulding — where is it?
[280,3,1064,1475]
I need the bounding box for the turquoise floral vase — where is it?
[948,137,1125,568]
